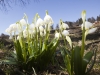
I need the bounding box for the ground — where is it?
[0,30,100,75]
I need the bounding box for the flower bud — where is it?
[55,32,61,39]
[36,18,44,27]
[44,15,53,26]
[20,19,27,26]
[62,30,69,37]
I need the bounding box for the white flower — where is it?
[5,23,18,34]
[23,29,28,38]
[87,27,97,34]
[81,21,97,36]
[5,28,12,34]
[62,30,69,37]
[44,15,53,26]
[81,21,93,30]
[20,19,27,26]
[62,23,69,29]
[40,32,44,37]
[36,18,44,27]
[66,36,72,48]
[39,26,44,32]
[9,23,18,32]
[29,23,36,30]
[55,32,61,38]
[45,25,52,31]
[17,23,24,33]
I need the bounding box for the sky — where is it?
[0,0,100,34]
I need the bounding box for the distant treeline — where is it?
[56,15,100,28]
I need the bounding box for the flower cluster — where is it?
[5,11,53,40]
[55,19,72,47]
[5,11,57,71]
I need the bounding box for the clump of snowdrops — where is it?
[60,10,97,75]
[5,11,60,71]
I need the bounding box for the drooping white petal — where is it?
[36,18,44,27]
[23,29,28,38]
[59,24,63,30]
[62,30,69,37]
[81,21,93,30]
[39,26,44,32]
[9,23,18,32]
[29,23,35,30]
[44,15,53,26]
[55,32,61,38]
[88,27,97,34]
[5,28,12,34]
[62,23,69,29]
[20,19,27,26]
[66,36,72,48]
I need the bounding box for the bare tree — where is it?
[0,0,39,11]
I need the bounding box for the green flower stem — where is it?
[35,27,38,52]
[81,22,85,58]
[39,36,42,52]
[71,46,74,75]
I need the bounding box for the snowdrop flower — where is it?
[55,32,61,39]
[45,25,52,31]
[28,29,36,37]
[39,26,44,32]
[5,28,12,34]
[61,30,72,47]
[23,29,28,38]
[88,28,97,34]
[29,23,36,30]
[17,23,25,33]
[9,23,18,32]
[20,19,27,26]
[59,23,69,30]
[36,18,44,27]
[62,30,69,37]
[5,23,18,34]
[81,21,97,35]
[66,35,72,48]
[81,21,93,30]
[40,32,44,37]
[44,11,53,26]
[62,23,69,29]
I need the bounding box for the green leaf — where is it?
[82,51,94,75]
[86,49,97,74]
[73,46,82,75]
[0,60,17,65]
[65,55,71,75]
[14,40,24,62]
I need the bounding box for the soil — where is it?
[0,27,100,75]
